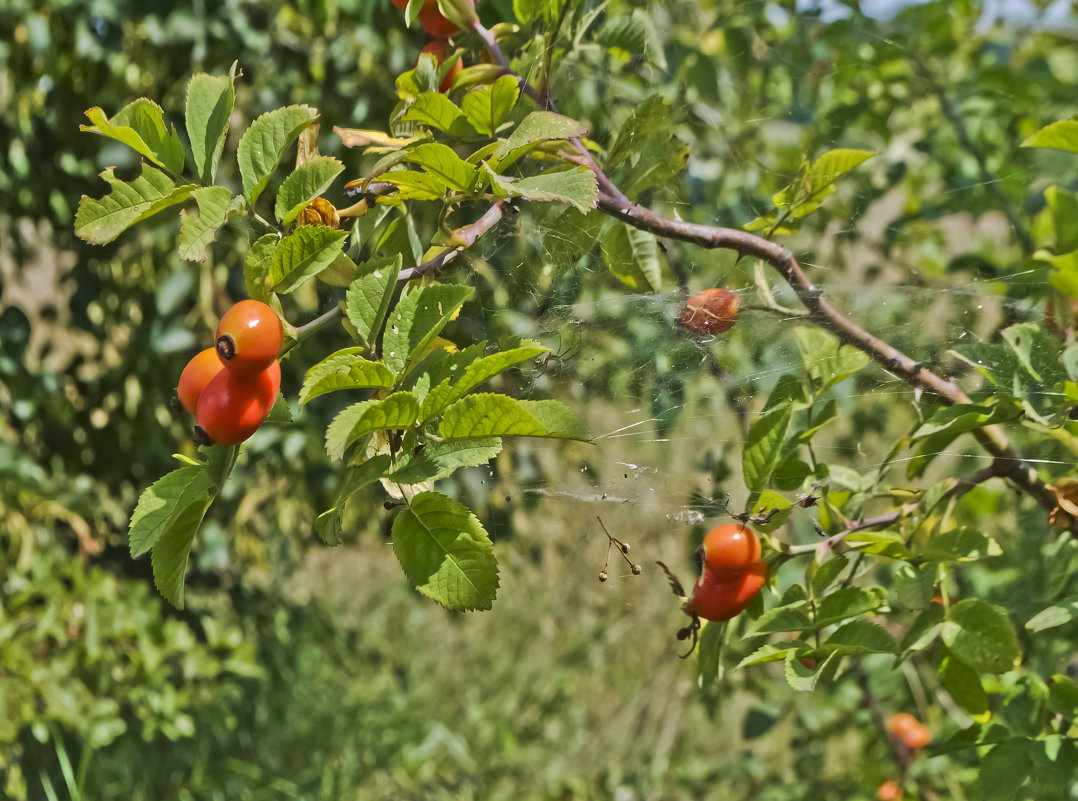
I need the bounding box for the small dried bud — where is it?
[620,542,631,554]
[678,287,739,337]
[297,197,340,229]
[631,563,642,575]
[598,571,609,582]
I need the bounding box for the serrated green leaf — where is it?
[274,156,344,225]
[806,148,875,189]
[820,620,896,654]
[461,75,520,136]
[1022,119,1078,153]
[606,95,689,199]
[185,65,237,184]
[314,454,393,545]
[378,168,450,201]
[399,92,469,134]
[737,642,803,668]
[746,604,812,636]
[300,349,396,404]
[129,466,214,558]
[597,9,666,70]
[980,739,1033,801]
[1025,597,1078,632]
[178,186,235,262]
[269,224,348,294]
[391,491,499,610]
[81,100,184,175]
[750,489,792,534]
[150,494,213,610]
[783,649,824,692]
[487,167,598,215]
[345,256,402,345]
[941,651,988,715]
[244,234,279,302]
[815,586,886,627]
[439,394,588,440]
[922,527,992,562]
[382,284,475,376]
[912,403,1016,440]
[900,603,945,653]
[600,221,663,291]
[810,555,849,597]
[421,342,548,419]
[388,438,503,484]
[75,164,195,244]
[489,111,587,172]
[792,327,870,390]
[237,104,319,204]
[1000,322,1066,385]
[942,599,1021,674]
[325,393,421,461]
[742,404,792,495]
[401,143,475,191]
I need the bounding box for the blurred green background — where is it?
[2,0,1077,798]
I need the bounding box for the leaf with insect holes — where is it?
[75,165,196,245]
[325,393,421,461]
[391,491,499,611]
[185,64,238,184]
[150,494,214,610]
[382,284,475,377]
[314,454,393,545]
[178,186,236,262]
[346,256,402,346]
[275,156,344,225]
[420,342,548,420]
[269,224,348,294]
[461,75,520,136]
[299,349,396,404]
[439,394,589,441]
[601,222,663,291]
[237,105,319,205]
[129,466,214,558]
[485,167,598,215]
[81,100,185,175]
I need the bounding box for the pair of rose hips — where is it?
[887,713,932,750]
[687,523,767,621]
[176,300,283,446]
[390,0,473,37]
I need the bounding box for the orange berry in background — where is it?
[194,360,281,446]
[419,39,463,92]
[215,300,284,377]
[177,347,225,415]
[700,523,762,580]
[687,560,766,621]
[877,780,902,801]
[903,723,932,749]
[887,713,918,738]
[678,287,739,336]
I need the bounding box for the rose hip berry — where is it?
[215,300,284,376]
[194,360,281,446]
[177,347,225,415]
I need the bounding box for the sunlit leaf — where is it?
[75,164,195,244]
[237,104,319,204]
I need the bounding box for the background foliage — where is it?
[2,0,1077,799]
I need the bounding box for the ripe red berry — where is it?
[194,360,281,446]
[177,347,225,415]
[877,780,902,801]
[215,300,283,376]
[687,560,766,621]
[700,523,762,580]
[419,39,463,92]
[679,287,739,336]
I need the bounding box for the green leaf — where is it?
[899,603,945,653]
[1025,597,1078,632]
[178,186,235,262]
[942,599,1021,675]
[269,224,348,294]
[750,489,792,534]
[597,9,667,70]
[81,100,184,175]
[150,494,213,610]
[745,604,812,636]
[742,404,792,495]
[600,222,663,292]
[783,649,825,692]
[439,394,588,440]
[461,75,520,136]
[489,111,587,172]
[792,327,870,390]
[274,156,344,225]
[911,403,1018,440]
[325,393,421,461]
[237,104,319,204]
[538,208,603,272]
[921,527,993,562]
[299,349,396,404]
[378,169,451,201]
[486,167,599,215]
[399,92,469,134]
[382,284,475,376]
[805,148,875,192]
[314,454,393,545]
[75,165,195,245]
[940,651,988,715]
[391,491,499,611]
[820,620,896,654]
[815,586,886,627]
[388,438,503,484]
[244,234,279,302]
[737,642,802,668]
[980,739,1032,801]
[606,95,688,199]
[1000,322,1066,385]
[345,256,402,346]
[401,143,475,192]
[185,65,237,184]
[810,555,849,597]
[763,374,808,411]
[421,341,548,419]
[1022,119,1078,154]
[129,466,214,558]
